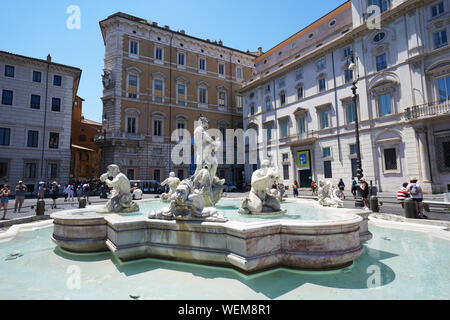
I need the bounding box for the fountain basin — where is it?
[51,201,369,273]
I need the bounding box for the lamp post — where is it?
[348,52,365,208]
[100,114,108,199]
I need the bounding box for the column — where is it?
[416,127,432,183]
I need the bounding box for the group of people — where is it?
[0,181,32,219]
[397,178,428,219]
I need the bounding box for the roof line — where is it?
[0,50,82,72]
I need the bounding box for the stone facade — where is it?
[241,0,450,194]
[0,51,81,194]
[99,13,256,185]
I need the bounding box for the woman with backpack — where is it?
[407,178,427,219]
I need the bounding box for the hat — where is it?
[52,181,57,185]
[360,178,366,182]
[39,181,45,185]
[410,177,418,182]
[18,180,23,184]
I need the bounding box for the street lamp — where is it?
[100,114,108,199]
[348,52,365,208]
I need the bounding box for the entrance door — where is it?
[297,150,312,188]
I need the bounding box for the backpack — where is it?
[409,184,419,196]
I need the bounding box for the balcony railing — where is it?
[405,100,450,120]
[287,130,318,145]
[94,131,146,142]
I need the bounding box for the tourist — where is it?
[292,181,299,198]
[14,181,27,213]
[67,184,75,202]
[311,180,317,196]
[63,184,69,202]
[278,183,285,199]
[38,182,46,200]
[397,183,410,209]
[82,182,91,205]
[132,185,143,200]
[360,178,370,210]
[407,178,427,219]
[50,181,60,209]
[351,177,357,199]
[0,184,11,220]
[76,185,82,202]
[338,178,346,200]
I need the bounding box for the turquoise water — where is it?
[117,199,346,222]
[0,223,449,299]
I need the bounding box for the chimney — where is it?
[218,40,223,46]
[206,39,210,43]
[258,47,263,56]
[152,21,158,26]
[180,30,185,34]
[164,25,170,30]
[47,54,52,62]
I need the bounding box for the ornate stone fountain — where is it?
[317,180,344,208]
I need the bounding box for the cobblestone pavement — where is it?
[1,190,449,223]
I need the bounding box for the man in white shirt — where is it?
[407,177,427,219]
[132,186,143,200]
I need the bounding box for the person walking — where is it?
[63,184,69,202]
[351,177,357,199]
[311,181,317,196]
[50,181,60,209]
[407,178,427,219]
[82,182,91,205]
[0,185,11,219]
[67,184,75,202]
[76,185,82,202]
[38,182,46,200]
[397,183,410,209]
[360,178,370,210]
[292,181,299,198]
[14,181,27,213]
[338,178,346,200]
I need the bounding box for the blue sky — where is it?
[0,0,345,122]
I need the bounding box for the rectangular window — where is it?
[53,75,62,86]
[350,143,357,155]
[250,105,255,115]
[127,117,136,134]
[153,169,161,182]
[177,84,186,105]
[384,148,398,170]
[2,90,13,105]
[283,165,290,180]
[323,147,331,158]
[48,164,58,179]
[324,161,332,179]
[49,132,59,149]
[280,93,286,106]
[282,153,289,162]
[343,47,351,58]
[379,93,392,116]
[51,98,61,112]
[0,128,11,146]
[178,52,185,66]
[218,92,226,108]
[33,71,42,83]
[267,125,272,141]
[218,63,225,76]
[443,141,450,168]
[199,88,207,104]
[130,41,138,55]
[297,87,303,100]
[346,102,356,124]
[126,169,135,181]
[433,30,448,49]
[345,69,353,83]
[369,0,388,14]
[154,80,163,102]
[319,78,326,92]
[376,53,387,71]
[30,95,41,109]
[5,65,14,77]
[296,69,303,80]
[155,47,163,61]
[279,78,286,87]
[266,84,271,93]
[431,2,445,17]
[199,58,206,71]
[128,75,138,99]
[317,59,325,70]
[266,99,271,112]
[154,119,162,136]
[25,163,37,179]
[236,67,242,79]
[236,95,243,109]
[280,121,288,138]
[0,162,7,180]
[320,110,329,129]
[27,130,39,148]
[298,117,306,134]
[437,76,450,102]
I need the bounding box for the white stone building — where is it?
[0,51,82,194]
[241,0,450,194]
